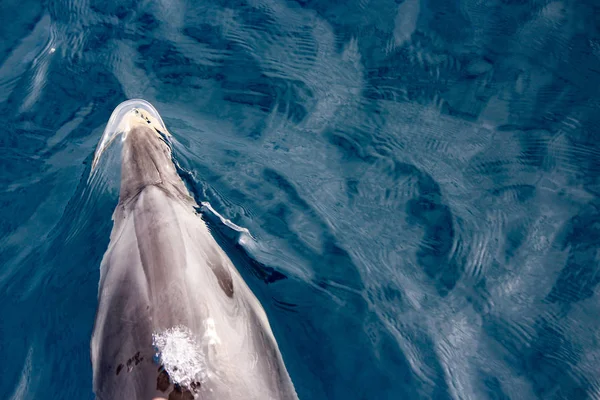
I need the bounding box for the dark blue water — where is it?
[2,0,600,398]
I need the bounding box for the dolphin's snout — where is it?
[91,99,170,174]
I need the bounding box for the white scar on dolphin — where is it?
[90,99,299,400]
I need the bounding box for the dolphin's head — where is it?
[92,99,190,205]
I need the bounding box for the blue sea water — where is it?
[1,0,600,398]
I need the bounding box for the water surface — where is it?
[1,0,600,399]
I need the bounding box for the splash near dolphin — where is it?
[90,99,298,400]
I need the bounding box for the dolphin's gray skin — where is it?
[90,100,298,400]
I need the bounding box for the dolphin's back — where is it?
[92,181,298,400]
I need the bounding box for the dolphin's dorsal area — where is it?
[90,100,298,400]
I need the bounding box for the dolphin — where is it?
[90,99,298,400]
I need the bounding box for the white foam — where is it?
[200,201,252,238]
[152,325,206,388]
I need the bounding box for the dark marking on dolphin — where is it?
[156,367,170,392]
[168,385,194,400]
[211,261,234,298]
[204,243,234,298]
[133,351,143,365]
